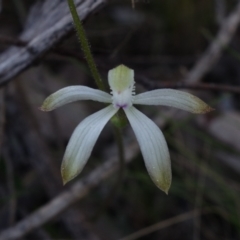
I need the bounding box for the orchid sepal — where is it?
[61,105,117,184]
[41,86,112,112]
[133,89,214,114]
[124,106,172,193]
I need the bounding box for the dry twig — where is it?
[119,209,206,240]
[0,0,107,85]
[12,81,100,239]
[137,77,240,94]
[2,35,240,95]
[185,0,240,83]
[214,0,226,25]
[0,141,139,240]
[0,109,178,240]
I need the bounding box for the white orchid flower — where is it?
[41,65,213,193]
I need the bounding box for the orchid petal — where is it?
[133,89,213,113]
[41,86,112,111]
[61,105,118,184]
[124,106,171,193]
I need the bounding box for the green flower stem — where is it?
[90,125,125,221]
[67,0,105,91]
[67,0,125,166]
[68,0,124,204]
[113,125,125,180]
[67,1,126,190]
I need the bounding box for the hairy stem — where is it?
[67,1,126,208]
[67,0,105,91]
[113,125,125,181]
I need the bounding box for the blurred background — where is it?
[0,0,240,239]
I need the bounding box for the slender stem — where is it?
[67,0,125,194]
[67,0,105,91]
[90,125,125,221]
[68,2,126,214]
[113,125,125,181]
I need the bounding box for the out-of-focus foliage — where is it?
[1,0,240,239]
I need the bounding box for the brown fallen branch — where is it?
[1,0,240,89]
[0,0,107,85]
[0,140,139,240]
[2,35,240,95]
[0,89,4,149]
[119,209,203,240]
[185,0,240,83]
[0,108,178,240]
[0,35,86,67]
[1,71,222,239]
[0,36,26,47]
[12,81,100,239]
[214,0,226,26]
[0,0,239,89]
[119,207,226,240]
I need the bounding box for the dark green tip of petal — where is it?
[154,176,171,195]
[62,176,70,186]
[40,95,55,112]
[61,167,70,186]
[61,160,79,186]
[196,105,215,114]
[154,182,170,195]
[190,95,215,114]
[62,178,69,186]
[160,184,170,195]
[39,106,50,112]
[164,189,169,195]
[205,106,215,113]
